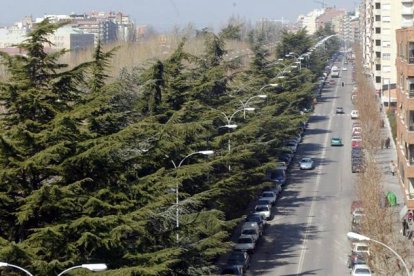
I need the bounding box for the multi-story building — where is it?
[360,0,401,108]
[316,7,346,33]
[297,9,325,35]
[396,27,414,220]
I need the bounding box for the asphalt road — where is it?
[247,58,357,275]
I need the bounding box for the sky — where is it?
[0,0,357,31]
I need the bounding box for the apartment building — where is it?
[360,0,401,107]
[396,27,414,221]
[297,9,325,35]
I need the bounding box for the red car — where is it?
[352,139,362,148]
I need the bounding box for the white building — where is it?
[297,9,325,34]
[360,0,402,108]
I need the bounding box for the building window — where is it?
[409,42,414,63]
[375,2,381,9]
[376,64,381,71]
[383,40,391,48]
[382,16,391,23]
[376,28,381,34]
[376,40,381,46]
[376,76,382,83]
[409,78,414,97]
[409,179,414,198]
[376,52,381,58]
[409,111,414,131]
[383,53,391,60]
[376,15,381,21]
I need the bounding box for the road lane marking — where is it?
[296,60,342,275]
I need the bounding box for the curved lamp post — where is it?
[347,232,410,276]
[0,262,33,276]
[57,264,107,276]
[171,150,214,242]
[239,94,267,119]
[220,108,252,172]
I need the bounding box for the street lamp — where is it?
[239,95,267,119]
[0,263,33,276]
[171,150,214,242]
[347,232,410,276]
[57,263,107,276]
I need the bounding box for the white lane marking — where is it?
[296,60,342,275]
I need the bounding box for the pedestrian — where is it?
[385,137,391,149]
[390,160,395,176]
[381,138,385,149]
[381,119,384,128]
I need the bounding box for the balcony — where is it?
[410,56,414,64]
[410,90,414,98]
[403,6,414,15]
[402,19,414,28]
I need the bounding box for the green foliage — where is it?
[275,28,313,59]
[0,19,329,276]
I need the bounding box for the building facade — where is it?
[396,27,414,216]
[360,0,401,107]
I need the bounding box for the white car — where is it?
[342,67,348,71]
[260,191,277,205]
[254,205,271,220]
[299,157,315,170]
[234,235,256,253]
[351,110,360,119]
[351,264,372,276]
[352,242,370,255]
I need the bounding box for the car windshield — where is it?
[301,158,311,163]
[355,268,370,274]
[255,206,269,212]
[242,229,256,235]
[238,238,253,243]
[247,216,261,223]
[357,246,369,251]
[262,192,273,197]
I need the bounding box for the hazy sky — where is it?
[1,0,357,31]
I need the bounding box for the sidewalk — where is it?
[376,110,402,205]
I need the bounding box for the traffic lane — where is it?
[247,144,330,275]
[298,115,354,275]
[247,62,342,275]
[247,109,333,275]
[247,119,331,275]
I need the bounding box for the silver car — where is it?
[299,157,314,170]
[234,235,256,253]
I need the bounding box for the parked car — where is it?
[284,140,298,153]
[299,157,315,170]
[226,251,250,272]
[347,252,367,269]
[254,205,271,220]
[241,221,261,234]
[266,167,287,186]
[260,191,277,205]
[330,137,343,146]
[256,198,272,210]
[351,110,360,119]
[352,242,370,255]
[234,236,256,254]
[351,264,372,276]
[245,214,266,231]
[336,107,344,114]
[221,265,244,275]
[342,67,348,71]
[240,227,260,243]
